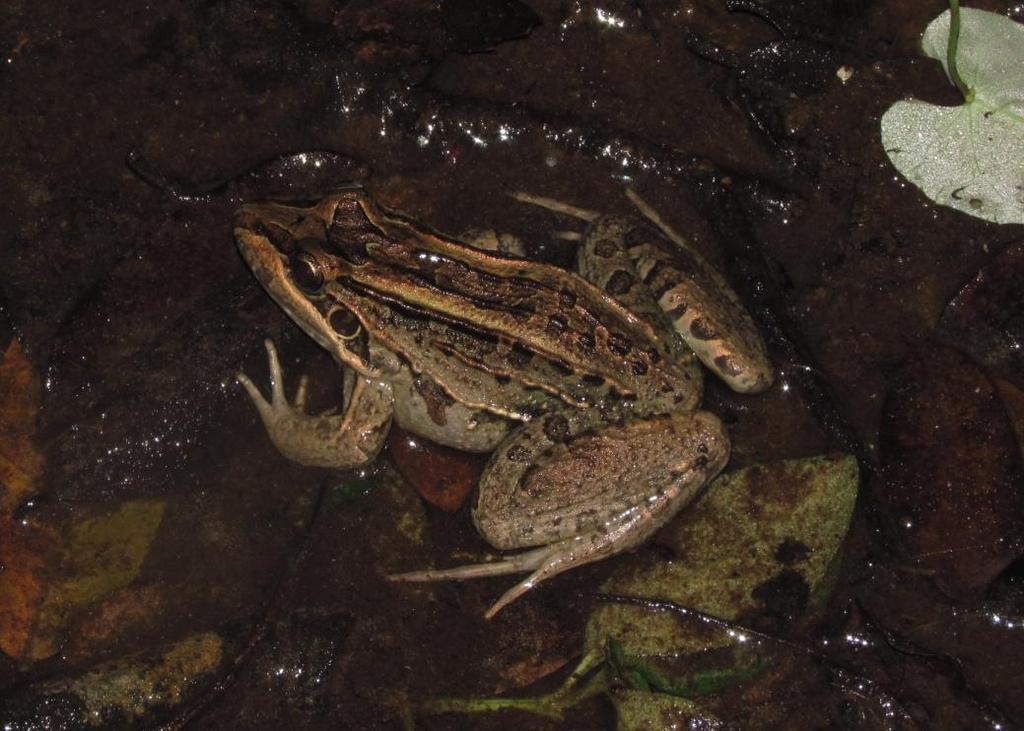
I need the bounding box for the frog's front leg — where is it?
[237,339,394,468]
[390,409,728,618]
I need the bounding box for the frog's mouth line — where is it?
[235,226,382,379]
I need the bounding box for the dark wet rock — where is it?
[241,609,355,720]
[937,239,1024,391]
[878,343,1024,600]
[128,149,372,203]
[439,0,541,53]
[331,0,539,69]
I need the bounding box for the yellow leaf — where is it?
[0,499,167,661]
[38,632,224,721]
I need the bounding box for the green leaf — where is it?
[880,8,1024,224]
[586,455,859,725]
[19,632,224,724]
[587,454,859,656]
[416,456,858,727]
[611,690,708,731]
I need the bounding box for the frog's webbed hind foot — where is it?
[237,339,394,469]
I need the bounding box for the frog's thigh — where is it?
[474,410,729,551]
[238,339,394,468]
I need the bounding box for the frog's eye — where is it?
[291,252,325,293]
[329,307,362,341]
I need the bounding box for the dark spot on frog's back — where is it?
[625,224,661,246]
[689,317,717,341]
[605,270,634,296]
[593,239,619,258]
[543,414,570,443]
[547,313,568,334]
[714,354,742,377]
[507,343,533,368]
[607,333,631,357]
[559,288,577,309]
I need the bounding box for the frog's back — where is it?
[336,217,700,418]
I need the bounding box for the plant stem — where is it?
[946,0,974,102]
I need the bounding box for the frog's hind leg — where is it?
[624,189,775,394]
[391,410,729,619]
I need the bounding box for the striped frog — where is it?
[234,188,772,617]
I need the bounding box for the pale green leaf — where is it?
[586,455,859,725]
[881,8,1024,224]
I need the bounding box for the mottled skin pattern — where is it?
[234,189,772,617]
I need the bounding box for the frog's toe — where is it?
[389,542,604,619]
[388,545,550,582]
[510,191,600,222]
[388,545,557,618]
[293,374,310,410]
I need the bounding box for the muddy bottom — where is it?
[1,0,1023,729]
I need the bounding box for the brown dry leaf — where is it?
[0,500,167,661]
[0,338,44,512]
[64,584,164,662]
[0,515,60,659]
[0,337,55,659]
[496,655,570,692]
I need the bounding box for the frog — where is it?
[234,186,773,617]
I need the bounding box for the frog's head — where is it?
[234,188,399,378]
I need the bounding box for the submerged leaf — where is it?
[588,455,858,654]
[937,239,1024,388]
[880,9,1024,224]
[587,455,858,722]
[611,689,709,731]
[2,632,223,726]
[0,518,60,659]
[0,339,44,511]
[879,343,1024,599]
[0,499,166,661]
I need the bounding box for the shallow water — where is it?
[1,1,1023,728]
